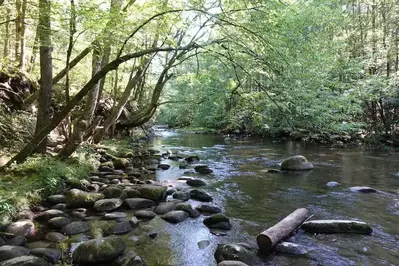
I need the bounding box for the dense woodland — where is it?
[1,0,399,166]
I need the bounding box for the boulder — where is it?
[52,203,67,210]
[47,195,66,205]
[172,191,191,201]
[6,236,26,246]
[190,189,213,202]
[134,210,156,220]
[16,210,34,221]
[301,220,373,234]
[197,205,221,214]
[327,181,341,187]
[0,256,50,266]
[123,188,142,198]
[44,232,66,243]
[280,155,314,171]
[186,179,206,187]
[7,220,35,237]
[30,248,61,264]
[114,158,130,169]
[109,222,132,235]
[60,221,89,235]
[157,164,170,170]
[72,237,126,265]
[203,214,232,230]
[137,185,167,201]
[185,156,200,164]
[275,242,309,255]
[214,243,257,265]
[104,212,127,220]
[103,187,125,199]
[111,250,148,266]
[93,199,123,212]
[175,203,200,218]
[48,217,71,229]
[66,189,104,208]
[194,165,213,174]
[349,186,377,193]
[161,211,189,224]
[0,245,30,262]
[36,209,66,221]
[154,202,175,214]
[124,198,155,210]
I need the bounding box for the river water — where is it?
[132,131,399,266]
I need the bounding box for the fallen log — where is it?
[256,208,309,253]
[301,220,373,234]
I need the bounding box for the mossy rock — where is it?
[280,155,314,171]
[66,189,104,208]
[113,158,130,169]
[72,237,126,264]
[137,185,167,201]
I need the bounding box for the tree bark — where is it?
[257,208,309,253]
[28,24,40,72]
[3,7,10,59]
[19,0,27,70]
[34,0,53,153]
[15,0,22,63]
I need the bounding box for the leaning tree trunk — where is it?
[34,0,53,153]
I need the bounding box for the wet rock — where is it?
[0,255,50,266]
[179,163,189,169]
[177,176,194,181]
[26,241,51,249]
[47,195,66,205]
[67,234,89,243]
[94,198,123,212]
[158,164,170,170]
[280,155,314,171]
[161,210,189,224]
[349,186,377,193]
[6,236,26,246]
[210,229,228,236]
[275,242,309,255]
[214,243,257,265]
[104,212,127,220]
[111,250,148,266]
[147,232,157,239]
[7,220,35,237]
[16,210,34,221]
[0,245,30,261]
[61,221,89,235]
[134,210,156,220]
[0,237,5,246]
[103,187,125,199]
[190,189,213,202]
[48,217,71,229]
[175,203,200,218]
[66,178,91,190]
[129,217,140,228]
[218,261,249,266]
[37,209,66,221]
[72,237,126,265]
[30,248,61,264]
[172,191,191,201]
[31,206,45,212]
[197,240,210,249]
[166,188,176,196]
[264,169,280,174]
[114,158,130,169]
[110,222,132,235]
[185,156,200,164]
[124,198,155,210]
[66,189,104,208]
[44,232,66,243]
[123,188,142,198]
[197,204,221,214]
[99,162,114,172]
[203,214,232,230]
[70,211,86,219]
[154,202,175,214]
[327,181,341,187]
[52,203,67,210]
[194,165,213,174]
[137,185,167,201]
[301,220,373,234]
[186,179,206,187]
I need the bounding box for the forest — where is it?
[0,0,398,265]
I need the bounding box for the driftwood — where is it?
[301,220,373,234]
[256,208,309,253]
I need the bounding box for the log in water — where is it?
[301,220,373,234]
[256,208,310,253]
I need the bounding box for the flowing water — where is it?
[130,131,399,266]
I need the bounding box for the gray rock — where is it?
[94,198,123,212]
[203,214,232,230]
[349,186,377,193]
[137,185,167,201]
[186,179,206,187]
[72,237,126,264]
[197,204,221,214]
[218,261,249,266]
[161,211,189,224]
[47,195,66,205]
[124,198,155,210]
[44,232,66,243]
[0,245,30,262]
[214,243,257,265]
[172,191,191,201]
[147,232,157,239]
[327,181,341,187]
[110,222,132,235]
[7,220,34,237]
[280,155,314,171]
[175,203,200,218]
[123,188,142,198]
[301,220,373,234]
[16,210,34,221]
[275,242,309,255]
[103,187,125,199]
[197,240,210,249]
[30,248,61,264]
[0,255,50,266]
[6,236,26,246]
[114,158,130,169]
[52,203,67,210]
[48,217,71,229]
[36,209,66,221]
[130,217,140,228]
[194,165,213,174]
[154,202,175,214]
[185,156,200,164]
[111,250,148,266]
[158,164,170,170]
[66,189,104,208]
[134,210,156,220]
[25,241,51,249]
[104,212,127,220]
[190,189,213,202]
[60,221,89,235]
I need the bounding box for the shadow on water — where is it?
[137,132,399,266]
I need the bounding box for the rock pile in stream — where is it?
[0,147,230,265]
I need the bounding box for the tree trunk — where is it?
[15,0,21,64]
[34,0,53,153]
[257,208,309,253]
[28,24,40,72]
[3,7,10,59]
[19,0,27,70]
